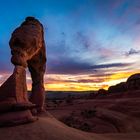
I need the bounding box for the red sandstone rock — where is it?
[0,110,37,127]
[0,66,28,103]
[0,66,37,126]
[0,17,47,126]
[9,17,46,112]
[9,17,45,67]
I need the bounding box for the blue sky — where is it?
[0,0,140,90]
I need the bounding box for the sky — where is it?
[0,0,140,91]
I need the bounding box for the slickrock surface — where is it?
[0,114,140,140]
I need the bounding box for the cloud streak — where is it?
[47,56,132,74]
[125,48,140,56]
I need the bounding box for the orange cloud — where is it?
[0,70,139,91]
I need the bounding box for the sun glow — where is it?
[35,71,140,91]
[0,70,139,91]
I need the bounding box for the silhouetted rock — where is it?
[105,73,140,95]
[108,82,127,94]
[9,16,46,112]
[126,73,140,90]
[98,89,108,95]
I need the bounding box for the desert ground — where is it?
[1,74,140,140]
[46,89,140,139]
[0,89,140,140]
[1,113,140,140]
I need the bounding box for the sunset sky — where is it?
[0,0,140,91]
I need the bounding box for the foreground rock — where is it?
[0,114,140,140]
[0,66,37,126]
[9,16,46,112]
[0,17,46,126]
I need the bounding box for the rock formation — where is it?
[126,73,140,90]
[0,66,37,126]
[100,73,140,95]
[98,89,108,95]
[108,82,127,94]
[0,17,46,126]
[9,17,46,112]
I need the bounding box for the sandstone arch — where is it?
[0,17,46,126]
[9,17,47,112]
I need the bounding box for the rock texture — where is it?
[48,92,140,134]
[0,115,111,140]
[1,114,140,140]
[0,66,37,126]
[0,17,46,126]
[9,16,46,112]
[0,66,28,102]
